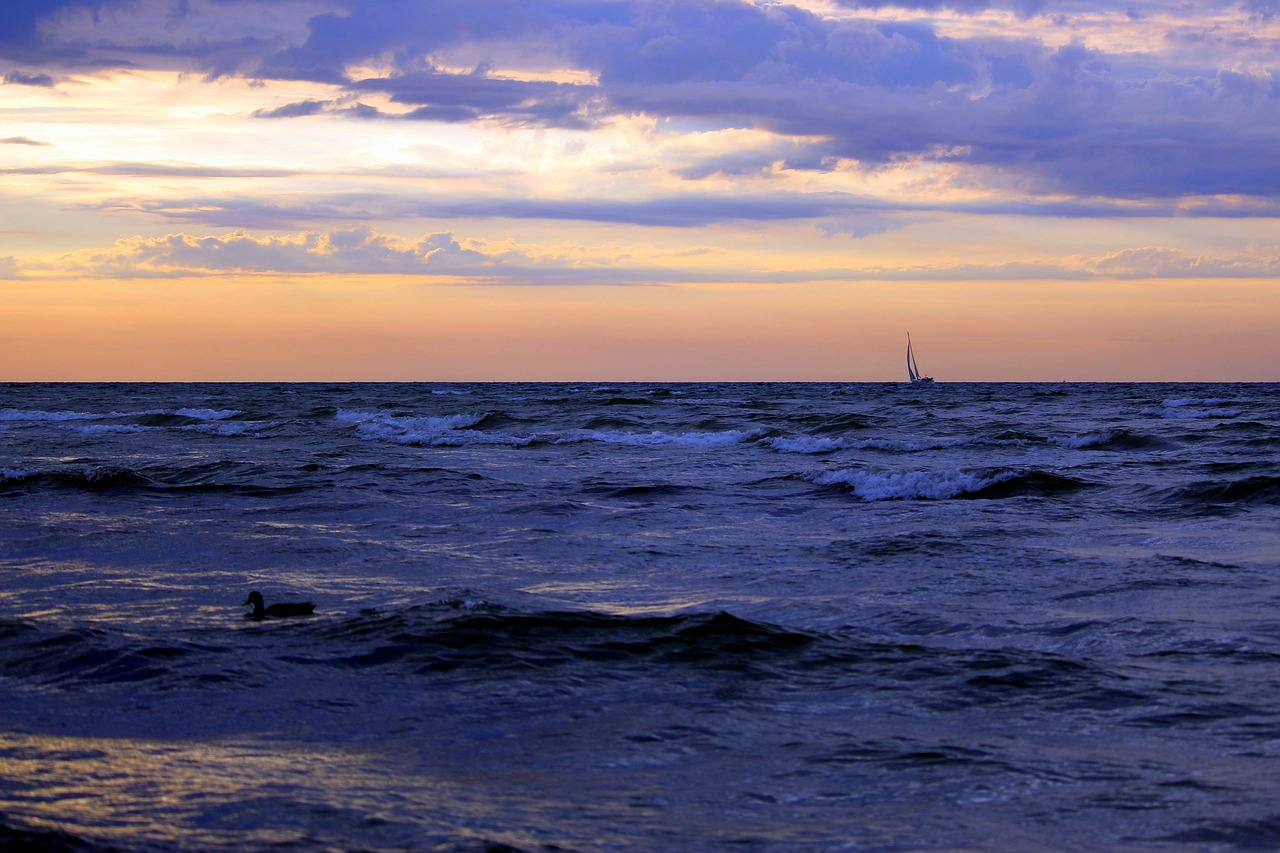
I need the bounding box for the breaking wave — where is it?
[807,467,1091,501]
[337,410,535,447]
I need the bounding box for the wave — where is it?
[0,465,157,492]
[600,395,659,406]
[0,608,827,690]
[1162,397,1231,409]
[1049,428,1172,451]
[807,467,1091,502]
[769,427,1174,457]
[0,619,227,690]
[0,407,105,423]
[792,412,874,434]
[581,480,701,502]
[313,609,822,677]
[0,816,110,853]
[851,437,970,453]
[1159,816,1280,849]
[1158,475,1280,514]
[764,435,844,454]
[0,462,312,497]
[0,406,249,441]
[555,427,766,447]
[763,435,968,454]
[1144,398,1244,420]
[337,410,535,447]
[2,604,1134,725]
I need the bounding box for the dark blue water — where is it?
[1,382,1278,851]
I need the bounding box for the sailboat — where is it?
[906,333,934,384]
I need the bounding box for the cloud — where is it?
[1,136,52,146]
[8,0,1280,205]
[252,98,330,119]
[1082,245,1280,278]
[14,225,1280,283]
[3,160,297,178]
[4,69,55,86]
[85,189,881,230]
[22,226,542,279]
[0,1,102,53]
[349,68,598,127]
[77,183,1280,233]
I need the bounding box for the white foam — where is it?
[183,422,254,436]
[0,408,104,422]
[1143,405,1242,420]
[76,424,149,435]
[339,410,532,447]
[561,428,766,447]
[765,436,844,454]
[808,467,1017,501]
[1050,430,1117,449]
[1162,397,1227,408]
[173,408,240,420]
[848,437,969,453]
[767,434,968,453]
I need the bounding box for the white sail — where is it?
[906,334,934,383]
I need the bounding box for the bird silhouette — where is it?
[243,590,315,620]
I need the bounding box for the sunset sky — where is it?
[2,0,1278,380]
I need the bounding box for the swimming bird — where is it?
[243,590,315,620]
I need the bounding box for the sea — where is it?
[1,381,1278,852]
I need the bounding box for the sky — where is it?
[2,0,1278,380]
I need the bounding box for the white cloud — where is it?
[1083,245,1280,278]
[24,226,512,278]
[15,226,1280,282]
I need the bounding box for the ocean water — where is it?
[1,381,1278,852]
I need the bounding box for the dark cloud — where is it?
[251,99,390,119]
[0,1,94,49]
[10,0,1280,205]
[1,136,53,146]
[348,68,597,127]
[4,69,56,86]
[255,1,626,84]
[253,98,330,118]
[81,183,1280,234]
[87,190,873,230]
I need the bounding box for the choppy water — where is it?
[1,382,1278,851]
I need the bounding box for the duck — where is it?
[243,590,316,620]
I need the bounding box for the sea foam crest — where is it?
[0,408,104,422]
[809,467,1018,501]
[765,436,845,454]
[76,424,149,435]
[849,437,969,453]
[1163,397,1228,408]
[1050,430,1121,449]
[183,421,254,436]
[173,408,240,420]
[337,409,533,447]
[560,428,766,447]
[1145,398,1242,420]
[765,435,969,454]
